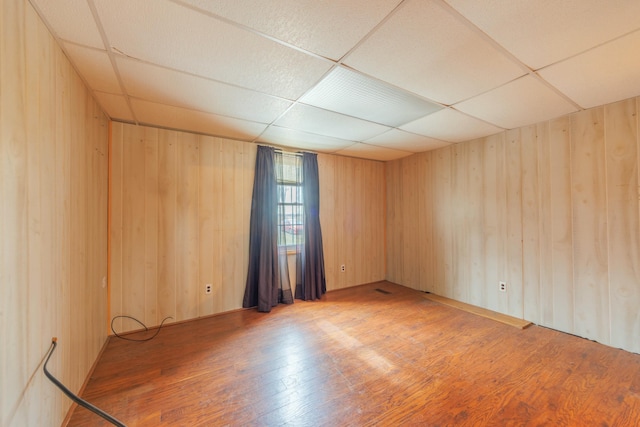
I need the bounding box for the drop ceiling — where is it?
[31,0,640,161]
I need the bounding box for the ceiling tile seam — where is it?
[338,63,448,109]
[335,0,409,65]
[87,0,139,125]
[446,106,508,132]
[436,0,583,112]
[362,139,438,153]
[107,53,298,105]
[371,128,451,146]
[167,0,335,64]
[257,123,359,145]
[128,95,271,127]
[245,0,412,145]
[249,64,346,143]
[27,0,117,120]
[538,26,640,73]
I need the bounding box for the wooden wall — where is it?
[1,1,109,425]
[386,97,640,354]
[318,154,386,290]
[110,123,386,332]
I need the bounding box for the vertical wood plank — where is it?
[176,133,199,320]
[549,116,574,333]
[354,159,366,284]
[482,134,500,312]
[385,159,401,284]
[505,129,523,318]
[198,135,215,317]
[451,144,468,302]
[318,154,336,290]
[144,128,159,325]
[467,140,484,306]
[605,99,640,353]
[122,126,146,327]
[109,124,124,331]
[158,131,177,321]
[521,125,541,324]
[417,153,432,291]
[402,155,419,288]
[571,107,609,344]
[210,137,223,312]
[536,122,554,327]
[432,147,453,297]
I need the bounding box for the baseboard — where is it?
[423,293,533,329]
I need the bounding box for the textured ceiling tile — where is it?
[31,0,104,48]
[538,31,640,109]
[345,0,524,105]
[454,75,578,129]
[131,99,267,140]
[365,129,450,153]
[63,44,121,94]
[257,126,355,152]
[178,0,402,60]
[94,92,135,121]
[335,143,413,161]
[400,108,504,143]
[274,104,391,141]
[94,0,332,100]
[117,58,292,123]
[445,0,640,69]
[300,66,442,127]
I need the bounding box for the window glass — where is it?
[276,153,303,248]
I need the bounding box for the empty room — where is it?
[2,0,640,425]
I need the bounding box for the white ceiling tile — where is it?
[445,0,640,69]
[63,44,121,94]
[31,0,104,48]
[131,99,267,140]
[274,104,391,141]
[93,0,332,100]
[400,108,504,143]
[177,0,402,60]
[365,129,450,153]
[344,0,525,105]
[539,31,640,109]
[454,76,578,129]
[94,92,135,122]
[116,58,292,123]
[336,143,413,161]
[300,66,442,127]
[257,126,355,152]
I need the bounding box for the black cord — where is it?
[44,339,127,427]
[110,315,173,342]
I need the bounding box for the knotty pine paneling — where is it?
[1,1,109,425]
[110,125,386,332]
[386,96,640,354]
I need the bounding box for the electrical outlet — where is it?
[205,284,212,294]
[340,264,345,273]
[499,281,507,292]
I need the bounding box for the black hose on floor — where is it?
[43,338,127,427]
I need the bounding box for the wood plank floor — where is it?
[67,282,640,426]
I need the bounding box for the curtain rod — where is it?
[258,144,314,157]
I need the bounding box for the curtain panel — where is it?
[242,146,293,312]
[295,152,326,300]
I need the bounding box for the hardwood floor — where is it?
[66,282,640,426]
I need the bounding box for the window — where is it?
[276,152,303,248]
